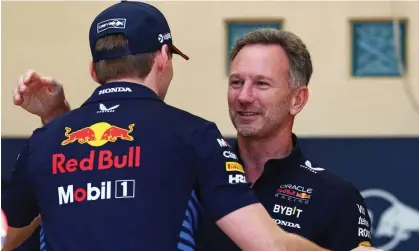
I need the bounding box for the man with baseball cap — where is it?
[2,1,333,251]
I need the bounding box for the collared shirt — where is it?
[1,82,258,251]
[196,134,373,251]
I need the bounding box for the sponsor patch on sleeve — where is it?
[225,162,245,173]
[358,241,372,247]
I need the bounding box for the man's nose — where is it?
[237,84,255,104]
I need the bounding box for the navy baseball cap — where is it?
[89,1,189,62]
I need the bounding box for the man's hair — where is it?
[93,34,155,84]
[229,29,313,88]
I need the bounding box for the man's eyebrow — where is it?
[229,73,241,79]
[254,75,274,82]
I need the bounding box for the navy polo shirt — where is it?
[2,82,258,251]
[196,135,373,251]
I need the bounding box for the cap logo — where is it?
[158,33,172,43]
[97,18,126,33]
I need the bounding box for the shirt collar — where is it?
[233,133,304,173]
[264,134,304,169]
[82,82,162,106]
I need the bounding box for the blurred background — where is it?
[1,1,419,250]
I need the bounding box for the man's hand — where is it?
[13,70,70,125]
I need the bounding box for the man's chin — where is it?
[236,126,261,138]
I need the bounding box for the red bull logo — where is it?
[52,146,141,175]
[276,184,313,204]
[61,122,134,147]
[277,188,297,197]
[296,192,311,199]
[101,124,134,142]
[61,127,96,145]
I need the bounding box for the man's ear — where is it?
[89,61,100,84]
[289,86,309,116]
[156,44,170,72]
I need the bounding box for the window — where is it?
[351,20,407,77]
[226,20,282,74]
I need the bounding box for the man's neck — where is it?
[105,77,145,85]
[105,77,161,99]
[238,123,294,183]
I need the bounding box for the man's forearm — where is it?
[2,216,41,251]
[216,203,330,251]
[41,100,71,125]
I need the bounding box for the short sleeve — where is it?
[325,186,373,250]
[190,122,259,221]
[1,145,39,227]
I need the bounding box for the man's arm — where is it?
[217,204,328,251]
[322,185,373,250]
[40,99,71,125]
[13,70,71,126]
[1,145,40,251]
[191,122,328,251]
[2,216,41,251]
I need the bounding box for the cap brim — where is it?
[172,45,189,60]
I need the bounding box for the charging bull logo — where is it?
[61,122,134,147]
[361,189,419,250]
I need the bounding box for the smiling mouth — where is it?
[237,112,259,116]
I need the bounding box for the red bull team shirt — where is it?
[1,82,258,251]
[196,135,373,251]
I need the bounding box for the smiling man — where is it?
[195,29,373,251]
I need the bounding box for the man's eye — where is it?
[230,80,243,86]
[257,81,269,86]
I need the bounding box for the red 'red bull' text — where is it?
[52,146,140,175]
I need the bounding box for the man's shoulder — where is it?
[163,103,213,125]
[160,103,221,136]
[300,158,362,196]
